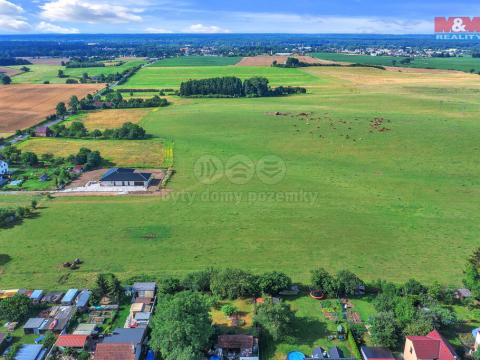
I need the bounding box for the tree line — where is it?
[49,121,147,140]
[179,76,306,98]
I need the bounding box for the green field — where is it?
[10,59,145,84]
[1,65,479,293]
[151,56,242,67]
[313,52,480,72]
[118,65,321,88]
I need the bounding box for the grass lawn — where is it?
[118,66,321,89]
[0,65,479,295]
[151,56,242,67]
[313,52,480,72]
[17,138,168,168]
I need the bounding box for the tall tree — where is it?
[149,291,213,360]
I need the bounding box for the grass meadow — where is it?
[118,65,321,88]
[313,52,480,72]
[2,65,480,295]
[151,56,242,67]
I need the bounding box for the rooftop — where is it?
[101,168,152,183]
[95,343,135,360]
[361,346,395,359]
[132,282,156,291]
[56,334,88,348]
[406,329,457,360]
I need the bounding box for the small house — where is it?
[133,312,151,328]
[75,290,91,311]
[34,127,51,137]
[29,290,44,303]
[94,343,136,360]
[361,346,395,360]
[23,318,48,335]
[55,334,89,350]
[73,323,97,336]
[132,282,156,300]
[100,168,153,188]
[216,334,259,360]
[14,344,46,360]
[101,327,147,360]
[61,289,78,305]
[404,329,457,360]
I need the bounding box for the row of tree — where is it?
[179,76,306,98]
[0,204,36,228]
[50,121,147,140]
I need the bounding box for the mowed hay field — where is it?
[18,138,166,168]
[1,65,480,289]
[69,109,151,130]
[0,84,104,136]
[118,66,321,88]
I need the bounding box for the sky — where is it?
[0,0,479,34]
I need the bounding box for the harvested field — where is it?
[17,138,166,168]
[0,67,21,77]
[73,109,151,130]
[0,84,104,135]
[236,55,344,66]
[18,57,69,65]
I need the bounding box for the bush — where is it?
[0,294,32,322]
[158,277,183,295]
[221,304,237,317]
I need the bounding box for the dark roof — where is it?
[132,282,156,292]
[23,318,46,329]
[328,347,344,359]
[103,328,146,345]
[217,335,254,350]
[101,168,152,182]
[95,343,135,360]
[361,346,394,359]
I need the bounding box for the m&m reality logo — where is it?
[435,17,480,40]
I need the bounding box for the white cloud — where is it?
[36,21,80,33]
[0,0,30,31]
[184,23,230,34]
[0,0,22,14]
[0,15,30,31]
[40,0,143,24]
[145,26,172,33]
[221,12,432,34]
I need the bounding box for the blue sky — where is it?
[0,0,479,34]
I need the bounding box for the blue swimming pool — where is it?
[286,351,305,360]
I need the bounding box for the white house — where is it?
[0,160,8,176]
[475,331,480,351]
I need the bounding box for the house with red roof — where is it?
[403,329,458,360]
[55,334,89,349]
